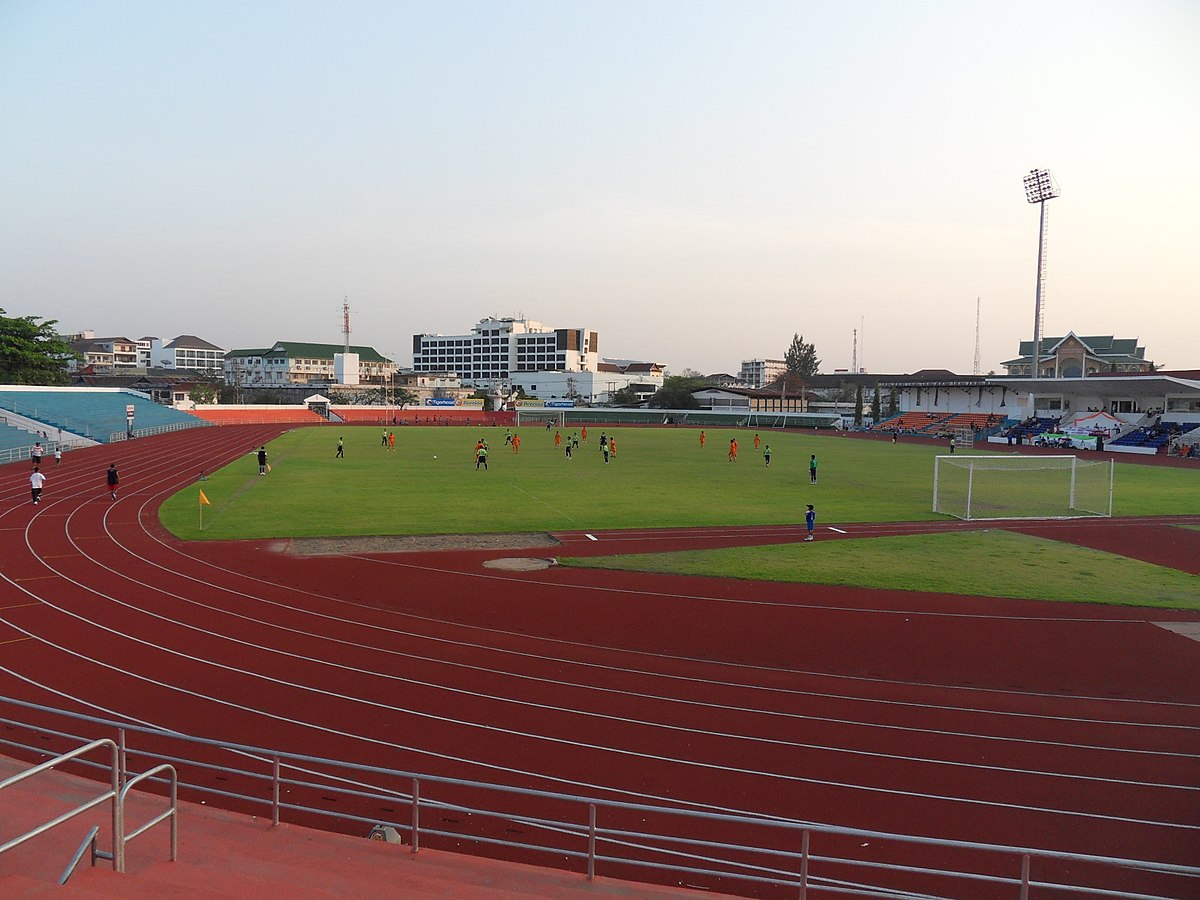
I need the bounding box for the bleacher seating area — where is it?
[1111,420,1194,453]
[0,420,41,454]
[1004,416,1061,442]
[0,390,206,442]
[191,407,326,425]
[874,412,1011,436]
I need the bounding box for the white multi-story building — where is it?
[412,317,599,387]
[139,335,226,372]
[517,361,665,405]
[738,358,787,389]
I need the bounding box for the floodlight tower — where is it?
[1023,169,1060,379]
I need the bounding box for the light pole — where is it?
[1023,169,1060,379]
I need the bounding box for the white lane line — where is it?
[586,533,598,541]
[829,527,848,534]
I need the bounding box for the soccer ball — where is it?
[433,455,437,459]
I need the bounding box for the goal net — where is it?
[933,455,1113,521]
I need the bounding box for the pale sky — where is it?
[2,1,1197,375]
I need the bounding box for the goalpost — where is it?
[933,455,1113,521]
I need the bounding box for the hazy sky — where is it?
[2,1,1197,375]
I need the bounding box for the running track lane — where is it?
[1,425,1198,898]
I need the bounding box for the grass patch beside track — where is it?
[560,531,1200,608]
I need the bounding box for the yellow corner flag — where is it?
[199,489,211,506]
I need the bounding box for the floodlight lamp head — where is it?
[1023,168,1060,203]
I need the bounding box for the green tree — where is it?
[648,375,704,409]
[189,380,220,405]
[854,384,864,426]
[0,309,77,384]
[872,383,882,423]
[888,388,900,417]
[607,385,640,407]
[779,333,820,411]
[783,333,820,378]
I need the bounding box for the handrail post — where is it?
[111,744,122,873]
[799,828,810,900]
[169,772,179,862]
[587,803,596,881]
[1020,853,1030,900]
[117,728,127,791]
[271,755,281,826]
[410,777,420,854]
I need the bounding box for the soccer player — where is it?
[728,439,738,462]
[699,430,706,449]
[554,430,562,448]
[257,446,268,475]
[512,434,521,453]
[476,441,489,470]
[805,504,815,540]
[809,454,818,483]
[336,437,344,458]
[753,433,761,452]
[763,445,772,467]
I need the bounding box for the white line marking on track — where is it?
[585,533,598,541]
[829,527,847,534]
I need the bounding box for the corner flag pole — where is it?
[199,489,211,530]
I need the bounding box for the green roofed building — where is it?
[224,341,397,388]
[1002,332,1153,378]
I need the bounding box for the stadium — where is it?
[1,384,1198,898]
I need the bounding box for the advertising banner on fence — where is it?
[545,400,575,408]
[517,399,545,408]
[425,397,486,408]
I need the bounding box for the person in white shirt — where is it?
[30,467,46,504]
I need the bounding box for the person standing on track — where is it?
[106,463,119,500]
[31,441,44,468]
[30,466,46,504]
[804,504,815,540]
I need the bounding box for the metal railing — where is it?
[0,733,179,881]
[2,697,1197,898]
[60,825,100,884]
[0,738,120,876]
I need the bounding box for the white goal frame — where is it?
[933,455,1114,521]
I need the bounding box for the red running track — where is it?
[1,426,1198,898]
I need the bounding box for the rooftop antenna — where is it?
[341,296,351,354]
[973,297,981,376]
[851,328,858,374]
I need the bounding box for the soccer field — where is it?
[159,424,1200,541]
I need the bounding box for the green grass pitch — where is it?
[159,424,1200,541]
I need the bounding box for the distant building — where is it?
[1002,333,1153,378]
[412,317,599,387]
[738,358,787,388]
[224,341,396,387]
[68,335,139,371]
[515,360,665,405]
[138,335,226,373]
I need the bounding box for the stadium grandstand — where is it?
[0,386,207,446]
